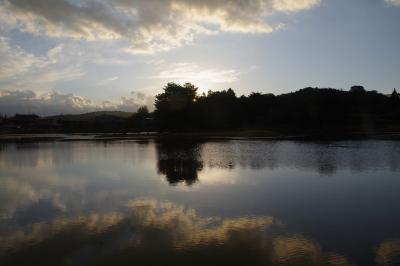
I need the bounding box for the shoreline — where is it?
[2,130,400,142]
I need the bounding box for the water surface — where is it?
[1,140,400,265]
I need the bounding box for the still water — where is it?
[1,140,400,266]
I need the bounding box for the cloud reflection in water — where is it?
[0,199,353,266]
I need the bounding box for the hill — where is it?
[48,111,134,121]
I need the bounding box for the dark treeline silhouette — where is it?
[0,111,139,133]
[154,83,400,131]
[1,83,400,135]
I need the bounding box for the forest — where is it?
[153,83,400,130]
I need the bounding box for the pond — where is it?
[1,140,400,265]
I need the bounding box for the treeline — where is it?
[0,112,134,133]
[153,83,400,130]
[1,83,400,133]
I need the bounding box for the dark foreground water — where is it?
[1,140,400,266]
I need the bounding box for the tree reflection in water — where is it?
[156,141,203,185]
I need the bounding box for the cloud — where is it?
[151,62,240,83]
[385,0,400,6]
[0,38,85,91]
[117,91,154,112]
[0,0,321,53]
[0,89,154,116]
[96,76,120,86]
[0,90,98,115]
[273,0,321,12]
[0,37,47,79]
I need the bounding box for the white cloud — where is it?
[0,37,47,79]
[0,90,97,115]
[385,0,400,6]
[0,0,321,54]
[31,67,85,84]
[151,63,240,84]
[0,38,85,91]
[0,89,154,116]
[273,0,320,12]
[91,57,132,66]
[96,76,120,86]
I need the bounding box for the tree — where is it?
[136,106,149,117]
[390,89,400,115]
[350,85,366,93]
[154,83,198,129]
[196,88,238,128]
[130,105,150,131]
[390,89,399,101]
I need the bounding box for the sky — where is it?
[0,0,400,115]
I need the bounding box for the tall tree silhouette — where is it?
[390,89,399,102]
[154,83,198,129]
